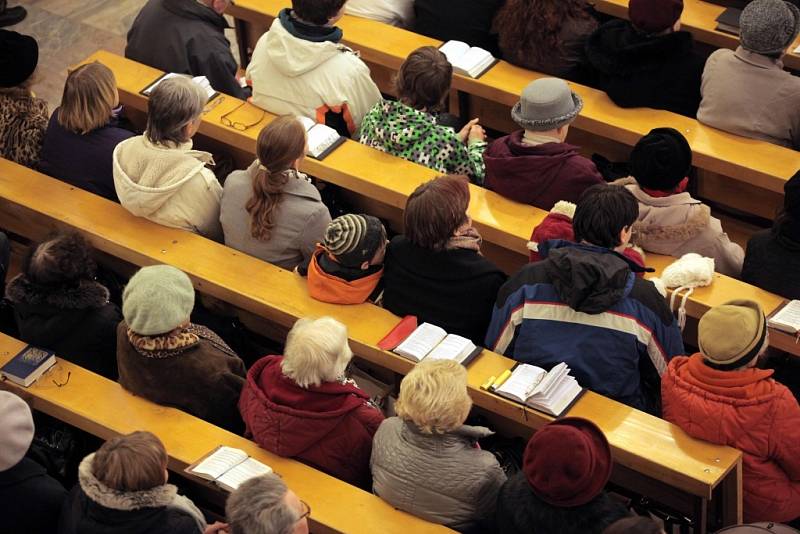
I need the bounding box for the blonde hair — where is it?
[92,431,168,492]
[395,359,472,434]
[58,62,118,134]
[281,317,352,388]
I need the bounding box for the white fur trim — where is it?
[550,201,576,219]
[526,241,539,252]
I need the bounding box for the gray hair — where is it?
[145,76,205,146]
[281,317,353,388]
[226,474,299,534]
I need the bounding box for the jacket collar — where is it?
[279,8,343,43]
[733,46,785,70]
[672,353,775,399]
[247,160,322,202]
[402,420,494,447]
[78,453,179,511]
[6,274,110,309]
[539,240,647,274]
[163,0,229,30]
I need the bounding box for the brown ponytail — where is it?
[246,116,308,241]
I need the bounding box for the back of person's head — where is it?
[246,116,308,242]
[58,61,118,135]
[573,185,638,249]
[281,316,353,388]
[323,214,387,268]
[698,299,768,371]
[0,29,38,89]
[122,264,195,336]
[404,175,470,251]
[629,0,684,34]
[145,76,206,146]
[227,473,309,534]
[739,0,800,56]
[395,359,472,434]
[630,127,692,193]
[92,431,167,492]
[396,46,453,112]
[292,0,347,25]
[0,391,35,472]
[603,516,665,534]
[24,232,96,287]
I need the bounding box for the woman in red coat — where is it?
[662,299,800,522]
[238,317,383,489]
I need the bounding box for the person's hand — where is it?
[468,123,486,144]
[204,521,229,534]
[458,118,480,142]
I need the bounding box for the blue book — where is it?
[1,345,56,387]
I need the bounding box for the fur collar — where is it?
[632,200,710,244]
[6,275,110,309]
[78,453,178,511]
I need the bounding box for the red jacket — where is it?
[662,354,800,522]
[238,356,383,488]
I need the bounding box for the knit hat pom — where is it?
[122,265,195,336]
[630,127,692,192]
[324,214,386,267]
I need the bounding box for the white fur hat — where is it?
[650,253,716,330]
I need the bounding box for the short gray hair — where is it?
[145,76,205,146]
[226,474,299,534]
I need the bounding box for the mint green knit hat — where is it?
[122,265,195,336]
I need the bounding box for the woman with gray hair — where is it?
[112,76,223,240]
[226,473,310,534]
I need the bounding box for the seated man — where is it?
[698,0,800,149]
[126,0,247,99]
[226,474,310,534]
[246,0,382,137]
[485,185,684,414]
[483,78,604,210]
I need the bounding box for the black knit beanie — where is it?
[630,127,693,192]
[0,30,38,88]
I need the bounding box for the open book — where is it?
[768,300,800,334]
[439,40,497,78]
[393,322,481,365]
[492,363,583,417]
[186,446,272,492]
[141,72,218,102]
[298,116,347,160]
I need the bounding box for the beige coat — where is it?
[698,47,800,149]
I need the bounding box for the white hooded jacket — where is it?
[112,136,223,241]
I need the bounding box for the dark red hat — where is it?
[629,0,684,34]
[523,417,612,507]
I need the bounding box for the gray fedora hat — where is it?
[511,78,583,132]
[740,0,800,55]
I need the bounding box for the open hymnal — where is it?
[393,322,481,365]
[768,300,800,334]
[492,362,583,417]
[298,116,346,160]
[186,446,272,492]
[141,72,218,102]
[439,40,497,78]
[0,345,56,387]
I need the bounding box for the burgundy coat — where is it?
[238,355,384,488]
[483,131,604,211]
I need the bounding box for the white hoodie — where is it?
[246,17,381,136]
[112,136,223,241]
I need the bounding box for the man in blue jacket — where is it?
[485,184,684,414]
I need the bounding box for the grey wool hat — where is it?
[511,78,584,132]
[324,213,386,267]
[0,391,34,471]
[740,0,800,55]
[122,265,195,336]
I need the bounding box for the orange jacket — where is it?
[306,247,383,305]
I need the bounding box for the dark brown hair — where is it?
[292,0,346,25]
[573,185,639,249]
[246,116,308,241]
[404,175,470,250]
[396,46,453,112]
[92,431,168,492]
[24,232,96,287]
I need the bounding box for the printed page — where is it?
[460,47,493,76]
[307,124,341,158]
[439,40,470,65]
[217,457,273,491]
[425,334,474,362]
[191,76,216,100]
[395,323,447,361]
[769,300,800,333]
[189,446,248,480]
[495,364,546,402]
[142,72,183,96]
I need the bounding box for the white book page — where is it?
[142,72,183,96]
[190,446,248,480]
[460,47,492,76]
[533,378,581,416]
[439,40,470,65]
[216,457,273,491]
[532,362,568,397]
[425,334,474,363]
[495,364,546,402]
[298,116,316,131]
[769,300,800,333]
[307,124,341,158]
[191,75,216,100]
[395,323,447,361]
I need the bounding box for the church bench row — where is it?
[0,157,741,530]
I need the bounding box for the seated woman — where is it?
[59,431,207,534]
[221,115,331,270]
[112,76,223,240]
[117,265,246,433]
[383,175,506,345]
[358,46,488,184]
[38,61,135,202]
[5,233,122,379]
[0,29,48,168]
[493,0,598,78]
[239,316,383,489]
[371,359,506,531]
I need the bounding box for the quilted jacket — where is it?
[662,354,800,522]
[238,355,383,488]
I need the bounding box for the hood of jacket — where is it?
[264,12,349,78]
[112,136,213,217]
[162,0,227,30]
[6,275,109,310]
[586,19,695,76]
[240,355,372,456]
[620,181,711,244]
[669,354,776,401]
[539,240,636,314]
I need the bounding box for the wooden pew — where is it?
[0,335,453,534]
[590,0,800,71]
[224,0,800,220]
[0,157,742,529]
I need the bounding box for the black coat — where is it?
[0,458,67,534]
[125,0,246,99]
[6,275,122,379]
[579,20,706,118]
[383,235,507,346]
[495,471,630,534]
[742,225,800,300]
[413,0,504,56]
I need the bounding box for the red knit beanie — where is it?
[523,418,612,507]
[629,0,684,34]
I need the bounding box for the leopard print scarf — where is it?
[127,323,236,359]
